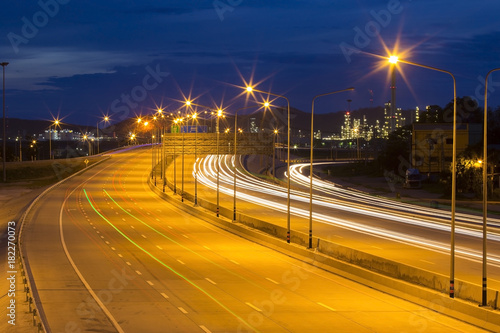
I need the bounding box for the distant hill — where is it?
[4,105,416,140]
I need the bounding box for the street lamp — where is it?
[388,55,457,298]
[185,101,224,216]
[309,87,354,248]
[273,129,278,178]
[1,62,8,182]
[216,109,223,216]
[173,118,180,194]
[83,135,92,156]
[192,112,198,205]
[97,115,110,155]
[481,68,500,306]
[49,118,60,160]
[232,103,270,221]
[246,86,292,243]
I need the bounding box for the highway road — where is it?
[188,154,500,292]
[20,147,486,332]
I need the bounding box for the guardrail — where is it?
[17,156,111,332]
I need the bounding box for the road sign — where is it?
[84,159,89,167]
[181,125,208,133]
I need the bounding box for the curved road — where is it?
[21,148,486,332]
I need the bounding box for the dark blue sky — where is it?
[2,0,500,126]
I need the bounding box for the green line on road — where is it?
[102,188,272,293]
[83,188,259,333]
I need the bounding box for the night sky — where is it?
[1,0,500,126]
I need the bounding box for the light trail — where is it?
[194,155,500,268]
[289,162,500,228]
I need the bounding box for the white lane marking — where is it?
[156,218,160,221]
[100,236,105,239]
[135,270,142,275]
[146,212,150,215]
[105,241,110,245]
[318,302,336,311]
[60,186,125,333]
[122,218,126,221]
[118,254,123,258]
[199,325,212,333]
[167,226,173,229]
[420,259,435,265]
[126,262,131,266]
[178,307,188,314]
[266,278,279,285]
[115,212,119,215]
[156,245,163,250]
[111,247,116,251]
[130,225,135,229]
[203,246,211,250]
[90,222,93,225]
[205,278,216,285]
[96,231,100,234]
[147,281,154,286]
[177,260,185,265]
[230,260,239,265]
[160,293,169,299]
[141,234,147,238]
[245,302,262,312]
[182,234,189,239]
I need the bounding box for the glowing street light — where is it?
[481,67,500,306]
[309,87,354,248]
[246,85,292,243]
[388,54,457,298]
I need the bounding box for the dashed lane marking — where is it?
[245,302,262,312]
[266,278,279,285]
[205,278,216,285]
[318,302,336,311]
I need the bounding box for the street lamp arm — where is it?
[311,87,355,104]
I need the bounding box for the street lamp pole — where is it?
[481,68,500,306]
[192,112,198,205]
[389,56,457,298]
[173,119,178,194]
[49,119,60,160]
[232,104,268,221]
[309,87,354,248]
[216,110,221,216]
[273,129,278,179]
[1,62,8,182]
[246,86,292,243]
[185,101,223,216]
